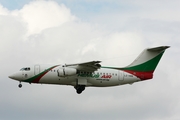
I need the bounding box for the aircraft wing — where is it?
[66,61,101,72]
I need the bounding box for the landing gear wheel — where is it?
[77,89,82,94]
[75,85,85,94]
[18,83,22,88]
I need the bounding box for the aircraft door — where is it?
[118,71,124,81]
[34,65,40,75]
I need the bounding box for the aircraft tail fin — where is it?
[120,46,170,80]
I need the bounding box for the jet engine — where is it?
[58,67,77,77]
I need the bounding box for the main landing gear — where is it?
[18,82,22,88]
[74,85,85,94]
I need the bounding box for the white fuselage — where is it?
[8,46,169,94]
[11,64,141,87]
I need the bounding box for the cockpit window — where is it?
[20,68,24,71]
[20,67,30,71]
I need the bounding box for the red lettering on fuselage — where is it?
[101,75,112,79]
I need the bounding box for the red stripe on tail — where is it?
[123,70,154,80]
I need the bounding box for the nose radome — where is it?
[8,72,22,80]
[8,75,15,79]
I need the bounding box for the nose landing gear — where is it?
[18,82,22,88]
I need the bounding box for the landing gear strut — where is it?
[18,82,22,88]
[74,85,85,94]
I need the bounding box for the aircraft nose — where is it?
[8,75,14,79]
[8,72,22,80]
[9,74,17,79]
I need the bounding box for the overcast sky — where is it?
[0,0,179,120]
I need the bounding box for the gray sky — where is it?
[0,0,179,120]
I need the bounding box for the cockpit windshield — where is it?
[20,67,30,71]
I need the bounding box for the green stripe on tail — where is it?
[120,51,164,72]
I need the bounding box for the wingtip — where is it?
[94,61,102,63]
[165,46,170,49]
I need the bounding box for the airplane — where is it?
[9,46,169,94]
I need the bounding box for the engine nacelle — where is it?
[58,67,77,77]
